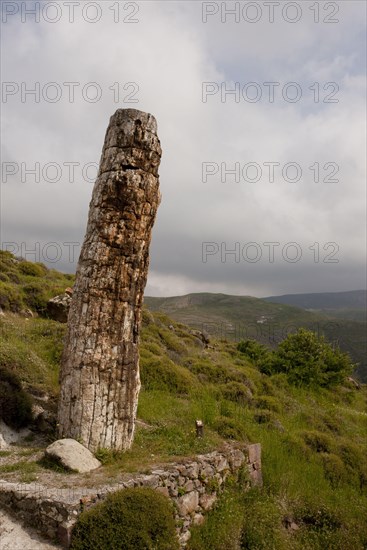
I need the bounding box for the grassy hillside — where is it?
[145,293,367,382]
[0,254,366,548]
[0,250,74,315]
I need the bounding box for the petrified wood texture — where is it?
[58,109,161,451]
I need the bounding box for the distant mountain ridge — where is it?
[263,290,366,312]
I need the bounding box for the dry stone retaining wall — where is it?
[0,443,262,548]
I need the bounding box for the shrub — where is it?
[237,339,270,364]
[320,453,347,487]
[240,491,286,550]
[23,282,50,312]
[0,282,23,311]
[254,395,281,413]
[265,329,354,387]
[18,261,46,277]
[6,271,20,284]
[214,416,245,440]
[220,381,253,404]
[70,487,179,550]
[301,430,333,453]
[336,441,367,489]
[0,367,33,429]
[253,410,274,425]
[294,500,342,531]
[140,355,193,394]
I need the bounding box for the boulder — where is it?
[46,292,72,323]
[176,491,199,515]
[45,438,101,473]
[0,420,30,449]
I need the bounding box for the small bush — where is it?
[23,282,50,312]
[294,500,342,531]
[266,329,354,387]
[253,410,274,425]
[336,441,367,489]
[0,282,23,311]
[0,367,33,428]
[70,487,179,550]
[140,355,193,394]
[6,271,21,284]
[254,395,281,413]
[18,261,46,277]
[237,339,270,364]
[320,452,347,487]
[220,381,253,404]
[214,416,245,440]
[301,430,333,453]
[240,491,286,550]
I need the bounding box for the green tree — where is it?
[264,329,353,387]
[237,339,270,364]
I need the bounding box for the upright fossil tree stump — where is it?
[58,109,161,452]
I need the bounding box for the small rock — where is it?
[193,513,205,526]
[45,438,101,473]
[271,419,285,432]
[199,493,217,511]
[156,486,169,497]
[20,309,33,318]
[46,293,72,323]
[176,491,199,515]
[0,420,30,450]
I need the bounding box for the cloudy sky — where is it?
[1,0,366,297]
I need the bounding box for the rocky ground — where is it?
[0,509,61,549]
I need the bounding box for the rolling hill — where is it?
[144,293,367,382]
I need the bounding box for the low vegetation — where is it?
[0,250,73,315]
[0,254,366,548]
[71,487,179,550]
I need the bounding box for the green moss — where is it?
[70,488,179,550]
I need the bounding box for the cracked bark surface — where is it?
[58,109,161,452]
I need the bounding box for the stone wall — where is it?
[0,443,262,548]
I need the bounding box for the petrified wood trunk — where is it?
[58,109,161,452]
